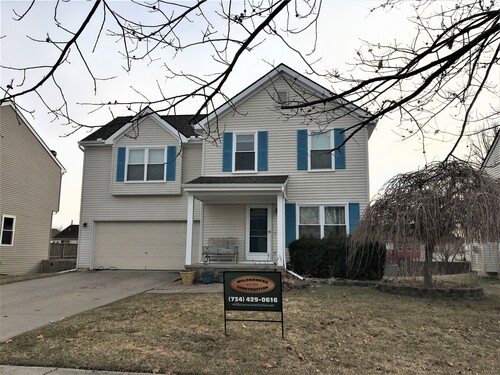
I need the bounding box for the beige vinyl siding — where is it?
[77,144,201,269]
[201,204,278,263]
[0,105,62,274]
[93,221,199,270]
[202,77,370,210]
[111,117,182,195]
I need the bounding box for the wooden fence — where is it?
[49,243,78,259]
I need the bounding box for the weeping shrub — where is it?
[288,235,385,280]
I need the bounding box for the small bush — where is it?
[288,236,386,280]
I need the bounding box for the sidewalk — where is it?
[0,365,153,375]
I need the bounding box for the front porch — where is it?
[183,175,289,269]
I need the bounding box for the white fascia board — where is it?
[183,183,285,194]
[194,63,377,130]
[104,107,189,145]
[1,101,66,173]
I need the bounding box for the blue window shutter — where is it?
[116,147,126,182]
[334,128,346,169]
[297,129,308,170]
[257,131,268,171]
[222,132,233,172]
[349,203,360,234]
[285,203,297,246]
[166,146,176,181]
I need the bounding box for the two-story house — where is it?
[0,101,65,274]
[76,64,377,271]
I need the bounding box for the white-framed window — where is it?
[127,148,165,181]
[309,130,334,170]
[233,133,256,172]
[1,215,16,246]
[298,205,346,239]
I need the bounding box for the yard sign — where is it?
[223,271,284,337]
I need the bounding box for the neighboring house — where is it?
[386,242,424,264]
[470,131,500,277]
[50,228,61,243]
[0,101,65,274]
[52,224,79,244]
[77,64,377,271]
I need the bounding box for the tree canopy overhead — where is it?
[0,0,498,159]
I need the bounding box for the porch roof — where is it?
[183,175,288,203]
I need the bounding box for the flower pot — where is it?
[202,272,214,284]
[180,271,196,285]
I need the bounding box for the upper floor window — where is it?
[298,205,346,239]
[310,131,333,170]
[234,133,256,172]
[1,215,16,246]
[127,148,165,181]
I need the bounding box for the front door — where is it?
[246,206,272,261]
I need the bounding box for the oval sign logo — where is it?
[230,276,276,294]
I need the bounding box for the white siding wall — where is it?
[78,142,201,269]
[0,105,62,274]
[200,204,278,263]
[484,137,500,179]
[111,118,182,195]
[478,137,500,275]
[202,77,370,210]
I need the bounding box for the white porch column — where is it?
[277,193,285,267]
[185,194,194,266]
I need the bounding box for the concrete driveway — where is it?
[0,270,178,342]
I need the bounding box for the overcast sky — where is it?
[1,0,496,228]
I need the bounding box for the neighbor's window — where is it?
[299,205,346,239]
[310,131,333,170]
[1,215,16,246]
[127,148,165,181]
[234,133,256,171]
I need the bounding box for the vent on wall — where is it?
[273,91,288,104]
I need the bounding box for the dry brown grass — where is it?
[1,282,499,375]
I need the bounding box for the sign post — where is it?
[223,271,284,338]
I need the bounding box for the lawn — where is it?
[0,281,499,375]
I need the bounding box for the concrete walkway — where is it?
[0,365,153,375]
[0,270,178,341]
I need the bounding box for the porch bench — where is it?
[202,237,239,263]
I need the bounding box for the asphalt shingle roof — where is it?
[80,114,205,142]
[185,175,289,184]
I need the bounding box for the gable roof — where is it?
[1,101,66,173]
[80,108,206,143]
[53,224,79,240]
[481,130,500,170]
[194,63,378,132]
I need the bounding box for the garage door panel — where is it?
[94,221,199,270]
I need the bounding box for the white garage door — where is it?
[93,221,199,270]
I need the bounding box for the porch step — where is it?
[185,263,284,281]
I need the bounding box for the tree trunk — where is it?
[423,243,434,288]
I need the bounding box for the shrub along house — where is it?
[76,64,377,272]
